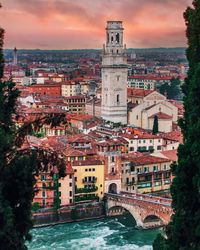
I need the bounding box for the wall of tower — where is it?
[101,21,128,124]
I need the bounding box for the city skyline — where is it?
[1,0,192,49]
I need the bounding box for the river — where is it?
[27,215,159,250]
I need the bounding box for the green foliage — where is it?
[75,186,98,194]
[0,9,66,249]
[159,78,181,100]
[153,234,167,250]
[154,1,200,249]
[74,195,99,203]
[32,202,40,212]
[152,115,159,134]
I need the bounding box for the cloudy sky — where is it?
[0,0,193,49]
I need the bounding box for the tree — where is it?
[159,78,181,100]
[152,115,159,134]
[0,7,66,249]
[153,1,200,249]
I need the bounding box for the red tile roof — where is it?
[130,155,170,166]
[127,88,154,98]
[149,112,172,120]
[159,150,178,162]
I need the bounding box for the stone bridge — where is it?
[105,192,173,229]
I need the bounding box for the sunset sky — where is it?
[0,0,193,49]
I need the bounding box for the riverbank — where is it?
[33,201,105,227]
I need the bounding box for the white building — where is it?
[101,21,128,124]
[128,90,178,132]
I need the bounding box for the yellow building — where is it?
[71,160,105,202]
[121,155,173,194]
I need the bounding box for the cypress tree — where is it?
[0,5,66,249]
[153,1,200,249]
[152,115,159,134]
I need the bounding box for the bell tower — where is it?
[101,21,128,124]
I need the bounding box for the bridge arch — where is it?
[107,203,143,228]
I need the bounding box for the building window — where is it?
[69,174,72,179]
[117,94,119,103]
[136,115,138,120]
[130,147,134,151]
[41,175,46,181]
[100,184,102,187]
[89,168,91,172]
[85,169,88,172]
[69,182,72,187]
[157,146,162,150]
[69,191,72,197]
[75,177,77,182]
[111,156,115,162]
[92,168,95,171]
[70,199,72,204]
[42,191,45,198]
[42,183,46,188]
[42,199,45,206]
[153,166,158,172]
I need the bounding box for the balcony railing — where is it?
[82,178,97,184]
[75,186,98,194]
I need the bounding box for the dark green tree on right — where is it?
[153,1,200,249]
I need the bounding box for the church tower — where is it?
[101,21,128,124]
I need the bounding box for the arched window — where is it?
[117,94,119,103]
[116,33,120,43]
[107,33,109,43]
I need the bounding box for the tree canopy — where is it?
[159,78,181,100]
[152,115,159,134]
[153,1,200,249]
[0,6,66,249]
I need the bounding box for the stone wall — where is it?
[33,202,105,227]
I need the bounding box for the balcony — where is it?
[75,186,98,194]
[82,178,97,184]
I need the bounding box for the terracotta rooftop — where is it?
[127,88,154,98]
[149,112,172,120]
[159,149,178,162]
[130,155,171,166]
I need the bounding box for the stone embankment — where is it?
[33,201,105,227]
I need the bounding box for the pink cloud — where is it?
[0,0,193,49]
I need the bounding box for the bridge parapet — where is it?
[105,192,173,229]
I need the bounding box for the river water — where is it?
[28,215,159,250]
